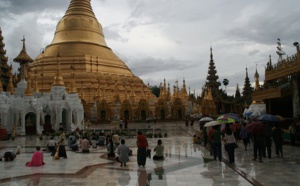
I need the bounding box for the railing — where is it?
[265,53,300,81]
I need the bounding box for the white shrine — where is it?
[0,39,84,136]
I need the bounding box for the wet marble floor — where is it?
[0,122,299,186]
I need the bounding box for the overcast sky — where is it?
[1,0,300,96]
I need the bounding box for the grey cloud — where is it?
[103,26,127,42]
[1,0,69,14]
[124,56,195,76]
[248,50,259,56]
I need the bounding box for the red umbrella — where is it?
[246,122,266,135]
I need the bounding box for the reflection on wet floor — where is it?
[0,122,299,185]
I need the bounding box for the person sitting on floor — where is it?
[153,139,165,160]
[26,146,45,167]
[112,133,120,146]
[107,138,116,157]
[116,139,130,166]
[91,136,97,148]
[80,136,90,153]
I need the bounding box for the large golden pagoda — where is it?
[30,0,154,105]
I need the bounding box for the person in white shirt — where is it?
[223,124,236,164]
[47,136,56,153]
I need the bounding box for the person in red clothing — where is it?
[136,131,148,167]
[208,128,214,156]
[26,146,45,167]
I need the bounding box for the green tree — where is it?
[223,78,229,92]
[150,85,160,97]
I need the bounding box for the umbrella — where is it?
[217,114,239,123]
[199,117,214,122]
[245,112,253,117]
[246,122,266,135]
[219,113,241,122]
[204,121,222,127]
[276,115,285,121]
[257,114,281,122]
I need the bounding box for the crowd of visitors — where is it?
[198,116,299,164]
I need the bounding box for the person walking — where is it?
[264,122,273,159]
[252,129,265,163]
[208,127,214,156]
[153,139,165,160]
[223,124,236,164]
[117,139,130,166]
[240,123,249,151]
[273,123,284,158]
[212,125,223,162]
[136,131,148,167]
[53,128,67,159]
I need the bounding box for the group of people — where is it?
[106,130,165,167]
[1,128,165,168]
[200,119,290,164]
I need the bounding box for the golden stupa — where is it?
[30,0,154,105]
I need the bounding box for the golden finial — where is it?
[52,55,65,86]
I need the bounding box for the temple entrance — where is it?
[25,112,36,135]
[124,110,129,120]
[141,110,146,121]
[43,115,53,133]
[160,109,165,119]
[100,110,106,120]
[178,109,182,119]
[61,109,67,129]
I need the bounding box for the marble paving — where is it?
[0,122,299,186]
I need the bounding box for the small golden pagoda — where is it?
[30,0,156,107]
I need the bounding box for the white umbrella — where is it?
[199,117,214,122]
[204,121,221,127]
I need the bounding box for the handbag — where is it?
[146,148,151,158]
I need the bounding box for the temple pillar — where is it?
[293,76,300,118]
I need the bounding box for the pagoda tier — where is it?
[0,28,11,90]
[29,0,155,104]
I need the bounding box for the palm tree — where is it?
[223,79,229,92]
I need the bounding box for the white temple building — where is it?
[0,39,84,136]
[0,75,84,136]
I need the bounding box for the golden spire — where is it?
[24,67,33,96]
[52,52,65,86]
[7,65,14,95]
[13,36,33,80]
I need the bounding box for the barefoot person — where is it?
[153,139,164,160]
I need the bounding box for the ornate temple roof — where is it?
[13,37,33,63]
